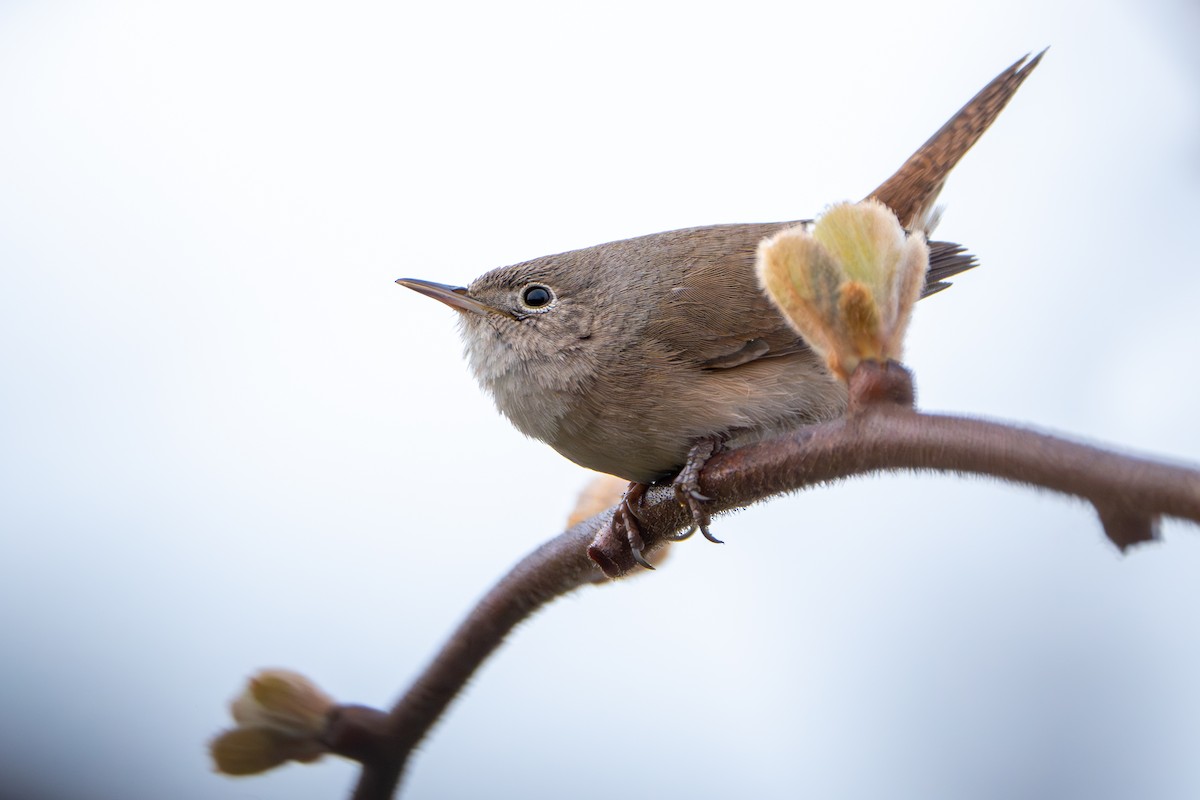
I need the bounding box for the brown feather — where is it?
[869,50,1045,229]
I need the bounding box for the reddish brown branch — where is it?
[327,522,610,799]
[325,362,1200,798]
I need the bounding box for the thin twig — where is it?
[329,521,610,799]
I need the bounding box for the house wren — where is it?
[398,52,1043,563]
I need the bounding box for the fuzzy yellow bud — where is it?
[210,669,336,776]
[209,726,326,776]
[756,199,929,380]
[231,669,335,735]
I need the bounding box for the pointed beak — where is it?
[394,278,512,318]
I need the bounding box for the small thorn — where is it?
[700,524,723,545]
[689,489,711,503]
[1096,504,1160,552]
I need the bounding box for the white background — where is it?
[2,2,1198,799]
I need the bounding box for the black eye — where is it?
[521,284,553,309]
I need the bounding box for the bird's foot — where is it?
[613,481,655,569]
[670,437,722,544]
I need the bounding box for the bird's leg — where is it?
[671,437,722,544]
[614,481,656,570]
[611,437,721,569]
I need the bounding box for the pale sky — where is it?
[1,2,1199,799]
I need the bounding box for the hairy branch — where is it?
[326,519,608,799]
[322,362,1200,798]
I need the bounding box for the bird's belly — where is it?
[547,354,848,484]
[549,422,686,485]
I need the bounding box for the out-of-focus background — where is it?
[2,2,1198,799]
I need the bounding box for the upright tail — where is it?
[869,50,1046,231]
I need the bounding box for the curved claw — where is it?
[623,496,644,523]
[631,547,657,570]
[672,483,702,507]
[615,481,657,570]
[622,482,648,521]
[667,524,697,542]
[617,509,645,552]
[671,436,722,545]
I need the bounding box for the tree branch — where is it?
[322,362,1200,798]
[325,517,609,799]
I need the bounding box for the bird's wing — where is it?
[642,222,975,370]
[639,222,813,368]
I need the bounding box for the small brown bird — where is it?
[399,52,1043,566]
